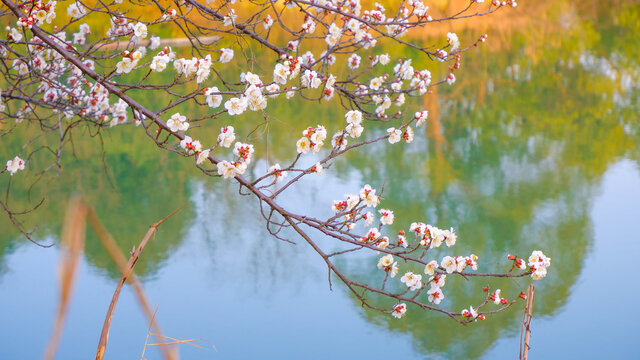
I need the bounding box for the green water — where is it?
[1,1,639,359]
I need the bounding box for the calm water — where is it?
[1,1,639,359]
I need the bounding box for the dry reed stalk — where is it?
[95,202,190,360]
[519,284,535,360]
[43,197,87,360]
[140,307,207,360]
[86,207,179,360]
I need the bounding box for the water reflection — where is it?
[1,1,639,358]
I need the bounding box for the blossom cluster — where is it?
[296,125,327,154]
[15,0,57,28]
[528,250,551,280]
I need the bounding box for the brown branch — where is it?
[97,35,220,51]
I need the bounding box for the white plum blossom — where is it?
[269,164,288,183]
[346,123,364,139]
[167,112,189,133]
[325,23,342,46]
[441,256,457,273]
[196,149,210,165]
[287,40,299,52]
[429,274,446,288]
[363,212,374,226]
[377,254,394,270]
[369,76,384,90]
[217,160,238,179]
[375,236,389,250]
[116,57,135,74]
[223,9,237,26]
[301,70,322,88]
[217,126,235,148]
[345,194,359,211]
[180,136,202,155]
[296,137,311,154]
[378,53,390,65]
[233,142,255,163]
[400,272,422,291]
[461,306,479,320]
[273,63,290,85]
[263,14,274,29]
[427,286,444,304]
[415,110,428,127]
[195,55,213,83]
[311,162,323,175]
[387,128,402,144]
[345,110,363,125]
[375,96,392,117]
[149,35,161,49]
[447,32,460,51]
[466,254,479,270]
[219,48,234,63]
[396,233,408,248]
[394,59,414,80]
[150,54,170,72]
[410,222,427,235]
[359,184,379,207]
[331,132,348,151]
[443,228,457,247]
[392,303,407,318]
[225,97,248,115]
[321,51,336,66]
[361,227,381,243]
[403,126,414,143]
[302,19,316,33]
[447,73,456,85]
[244,85,267,111]
[379,209,394,225]
[67,2,86,19]
[244,72,262,86]
[286,57,302,80]
[9,27,23,42]
[301,51,315,66]
[265,83,280,98]
[133,22,147,38]
[347,54,361,70]
[491,289,503,305]
[528,250,551,280]
[5,156,25,175]
[424,260,439,276]
[204,87,223,108]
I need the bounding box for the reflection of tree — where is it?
[329,3,639,358]
[0,129,193,279]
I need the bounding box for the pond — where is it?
[1,1,639,359]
